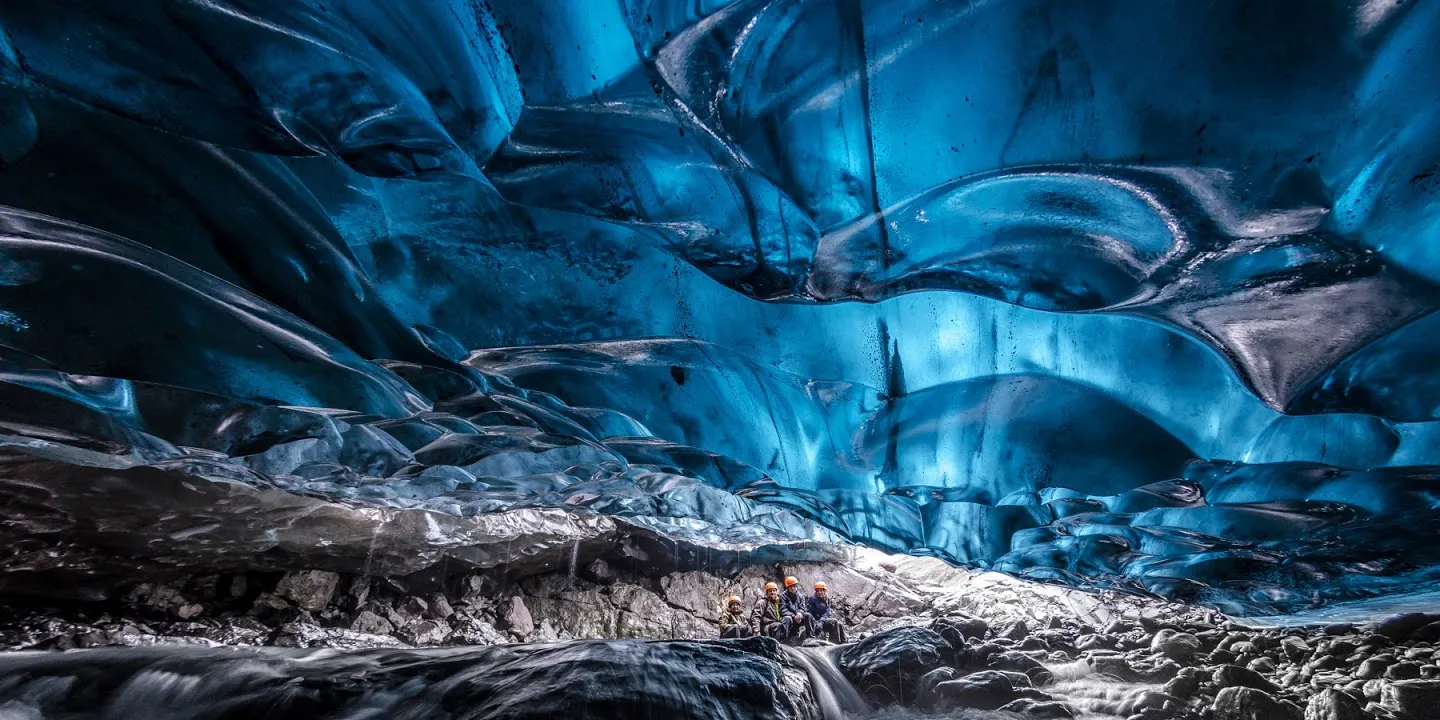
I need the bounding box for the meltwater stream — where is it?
[0,641,1168,720]
[780,645,869,720]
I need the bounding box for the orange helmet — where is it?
[764,582,778,592]
[813,582,827,591]
[728,595,741,605]
[784,576,799,588]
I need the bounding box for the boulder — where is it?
[1374,613,1440,642]
[426,594,455,620]
[839,626,951,705]
[450,614,508,646]
[397,619,451,646]
[1213,687,1304,720]
[999,698,1074,718]
[914,666,958,710]
[988,650,1054,686]
[931,670,1022,711]
[997,620,1030,642]
[1215,664,1282,694]
[932,615,989,647]
[123,583,204,620]
[274,570,340,612]
[1381,679,1440,718]
[1164,668,1203,699]
[503,596,535,638]
[349,610,394,636]
[1281,636,1311,662]
[1151,629,1203,662]
[1385,661,1422,681]
[1304,689,1368,720]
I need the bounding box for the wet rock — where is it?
[1385,661,1422,681]
[202,617,269,646]
[1381,679,1440,718]
[425,593,454,620]
[274,570,340,612]
[1151,629,1203,662]
[1375,613,1440,642]
[400,596,430,617]
[450,614,508,646]
[914,666,958,710]
[533,619,562,643]
[932,615,988,648]
[335,575,370,611]
[1076,633,1116,652]
[272,623,405,650]
[398,619,450,646]
[503,595,535,638]
[839,626,951,705]
[1216,664,1282,694]
[988,650,1054,686]
[1086,654,1174,684]
[1357,655,1396,680]
[1124,690,1180,715]
[1282,636,1311,662]
[1000,698,1075,718]
[350,609,394,636]
[1164,667,1206,699]
[1213,687,1304,720]
[931,670,1022,712]
[248,592,295,621]
[1304,689,1368,720]
[998,620,1030,642]
[1105,620,1135,635]
[123,583,203,620]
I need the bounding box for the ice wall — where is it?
[1,0,1439,615]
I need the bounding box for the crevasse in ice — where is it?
[1,0,1439,615]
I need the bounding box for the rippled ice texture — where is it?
[1,0,1440,616]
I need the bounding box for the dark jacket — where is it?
[752,595,784,630]
[781,589,808,618]
[720,608,746,631]
[806,594,833,621]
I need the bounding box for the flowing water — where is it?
[0,640,1157,720]
[780,645,869,720]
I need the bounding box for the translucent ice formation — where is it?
[1,0,1439,616]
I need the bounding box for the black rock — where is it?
[1214,664,1281,694]
[1212,686,1302,720]
[1373,613,1440,642]
[1303,688,1368,720]
[914,666,958,711]
[930,670,1022,712]
[1000,697,1075,718]
[988,650,1054,686]
[839,626,952,706]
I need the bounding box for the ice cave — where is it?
[1,1,1439,718]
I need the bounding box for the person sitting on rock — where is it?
[780,576,811,643]
[719,595,752,638]
[806,581,845,643]
[752,582,790,640]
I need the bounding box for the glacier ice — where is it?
[0,0,1439,616]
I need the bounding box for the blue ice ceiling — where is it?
[1,0,1439,615]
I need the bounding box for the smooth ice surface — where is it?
[2,0,1440,616]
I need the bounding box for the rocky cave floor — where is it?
[0,549,1437,719]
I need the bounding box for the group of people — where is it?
[718,576,846,644]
